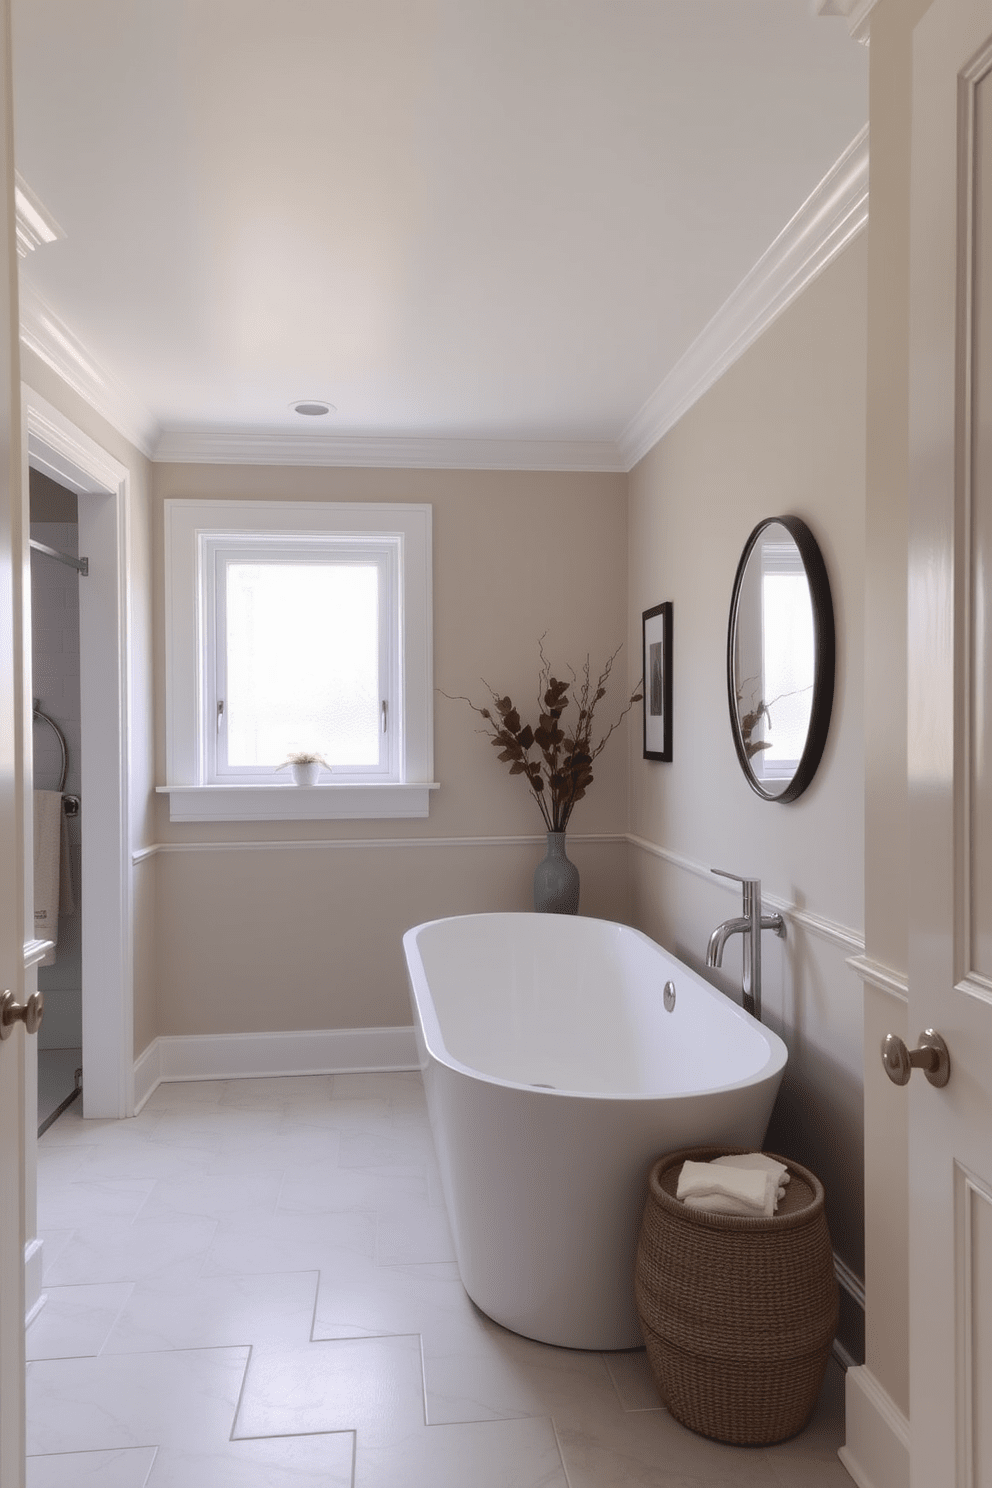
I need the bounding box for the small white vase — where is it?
[291,761,321,786]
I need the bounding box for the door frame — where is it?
[23,388,133,1120]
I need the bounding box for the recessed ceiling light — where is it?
[291,399,335,417]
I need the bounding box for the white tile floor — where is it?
[29,1072,855,1487]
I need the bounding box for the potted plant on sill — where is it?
[447,642,641,914]
[277,750,330,786]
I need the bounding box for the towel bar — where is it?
[32,702,79,814]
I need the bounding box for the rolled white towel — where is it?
[676,1160,768,1214]
[710,1152,788,1203]
[710,1152,790,1188]
[683,1190,778,1218]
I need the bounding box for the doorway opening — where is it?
[29,466,84,1132]
[24,388,134,1120]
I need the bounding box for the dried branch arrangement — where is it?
[446,641,642,833]
[735,678,811,760]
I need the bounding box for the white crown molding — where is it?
[18,127,869,477]
[24,389,129,495]
[817,0,879,46]
[14,173,65,257]
[19,281,157,458]
[618,124,869,470]
[152,427,625,472]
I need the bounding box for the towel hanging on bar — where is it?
[33,789,75,965]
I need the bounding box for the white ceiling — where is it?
[11,2,868,466]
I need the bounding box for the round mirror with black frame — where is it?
[727,515,834,803]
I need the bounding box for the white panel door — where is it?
[909,1,992,1482]
[0,0,28,1480]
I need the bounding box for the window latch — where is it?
[381,700,388,734]
[217,699,225,735]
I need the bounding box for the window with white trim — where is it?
[162,501,434,822]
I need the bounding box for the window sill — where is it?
[156,783,439,823]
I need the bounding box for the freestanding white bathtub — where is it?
[402,912,788,1351]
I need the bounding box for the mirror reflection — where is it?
[728,516,834,803]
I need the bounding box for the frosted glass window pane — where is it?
[226,563,380,767]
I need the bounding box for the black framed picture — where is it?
[642,602,672,761]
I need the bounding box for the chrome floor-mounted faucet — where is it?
[705,869,785,1022]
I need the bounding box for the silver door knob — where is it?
[881,1029,950,1088]
[0,989,44,1039]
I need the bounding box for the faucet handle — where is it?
[711,868,760,889]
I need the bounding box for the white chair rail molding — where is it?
[161,499,437,821]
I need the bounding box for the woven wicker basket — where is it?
[634,1145,838,1446]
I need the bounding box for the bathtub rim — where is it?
[402,911,788,1104]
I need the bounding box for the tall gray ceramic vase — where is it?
[533,831,580,915]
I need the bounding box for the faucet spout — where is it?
[706,916,749,968]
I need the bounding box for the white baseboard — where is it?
[133,1039,162,1112]
[133,1026,419,1111]
[838,1366,910,1488]
[24,1237,45,1328]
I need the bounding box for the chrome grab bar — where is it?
[32,701,80,815]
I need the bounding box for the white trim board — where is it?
[627,833,865,956]
[832,1250,866,1374]
[817,0,880,46]
[839,1365,910,1488]
[24,1238,44,1329]
[24,389,136,1121]
[23,937,53,970]
[132,832,626,861]
[20,283,156,458]
[835,1252,866,1313]
[133,1026,419,1112]
[136,830,859,951]
[847,954,908,1004]
[152,429,625,473]
[15,173,64,257]
[618,124,869,469]
[158,783,439,823]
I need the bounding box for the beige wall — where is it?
[626,237,868,1330]
[19,346,158,1060]
[151,463,630,1035]
[859,0,936,1423]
